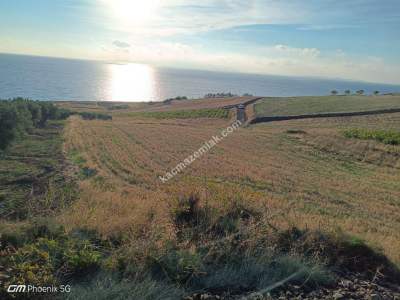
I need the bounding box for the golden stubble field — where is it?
[60,111,400,264]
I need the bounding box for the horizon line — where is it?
[1,51,400,88]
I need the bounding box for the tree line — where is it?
[0,98,114,151]
[0,98,71,151]
[330,90,381,96]
[204,92,238,98]
[0,98,70,150]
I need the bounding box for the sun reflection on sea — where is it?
[108,63,155,101]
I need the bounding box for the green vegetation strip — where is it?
[0,120,77,220]
[344,128,400,145]
[0,98,71,150]
[126,108,229,119]
[255,95,400,117]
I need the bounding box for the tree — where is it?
[38,102,59,127]
[356,90,365,95]
[0,103,18,150]
[27,101,42,127]
[0,98,71,151]
[374,90,380,96]
[331,90,338,95]
[344,90,351,95]
[12,99,34,133]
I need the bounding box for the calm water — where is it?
[1,53,399,102]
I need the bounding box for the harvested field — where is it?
[61,111,400,265]
[57,96,256,115]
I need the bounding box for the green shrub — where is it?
[128,109,229,119]
[79,167,98,179]
[64,242,102,275]
[107,104,129,110]
[78,112,112,121]
[1,228,103,289]
[25,218,66,241]
[6,239,57,286]
[152,248,203,284]
[286,129,307,134]
[344,128,400,145]
[0,224,29,250]
[68,149,86,166]
[0,102,19,150]
[0,98,71,150]
[163,96,188,104]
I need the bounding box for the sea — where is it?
[1,53,399,102]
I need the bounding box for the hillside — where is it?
[254,95,400,117]
[1,97,400,299]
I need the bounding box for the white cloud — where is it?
[89,1,400,85]
[112,40,130,48]
[273,45,321,58]
[94,0,309,36]
[98,41,400,85]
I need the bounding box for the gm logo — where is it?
[7,285,27,293]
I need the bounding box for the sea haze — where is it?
[1,53,399,102]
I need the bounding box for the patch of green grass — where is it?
[255,95,400,117]
[65,274,184,300]
[126,108,229,119]
[92,176,116,191]
[0,121,76,220]
[188,256,333,296]
[68,149,87,166]
[344,128,400,145]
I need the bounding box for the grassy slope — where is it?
[56,96,254,115]
[0,121,69,219]
[2,106,398,298]
[254,95,400,117]
[61,111,400,267]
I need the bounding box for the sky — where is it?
[0,0,400,84]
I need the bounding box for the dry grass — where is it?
[60,111,400,265]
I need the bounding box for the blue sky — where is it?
[1,0,399,84]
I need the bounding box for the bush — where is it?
[286,129,307,134]
[344,128,400,145]
[0,103,18,150]
[107,104,129,110]
[5,239,58,287]
[163,96,188,104]
[204,92,237,98]
[152,248,203,284]
[80,167,98,179]
[78,112,112,121]
[0,221,104,293]
[0,98,71,150]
